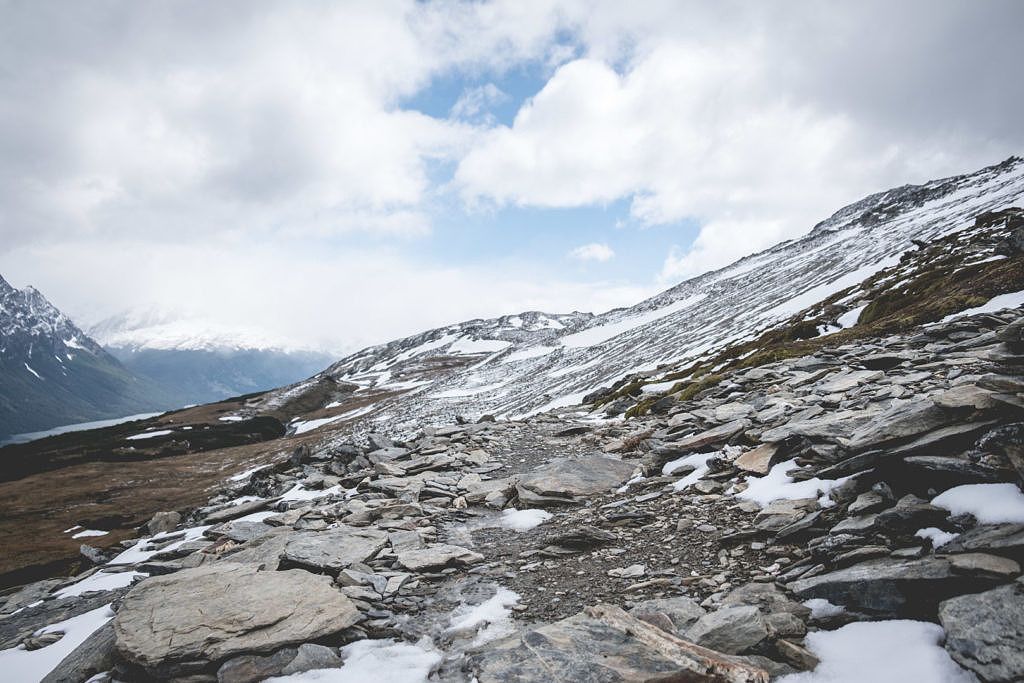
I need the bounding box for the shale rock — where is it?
[113,563,358,677]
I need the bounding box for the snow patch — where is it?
[55,570,146,598]
[778,619,976,683]
[915,527,960,548]
[446,587,521,646]
[499,509,552,532]
[125,429,173,441]
[0,604,114,681]
[931,483,1024,524]
[939,289,1024,322]
[736,459,850,507]
[267,638,441,682]
[70,529,108,539]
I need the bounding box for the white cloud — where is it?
[568,242,615,262]
[0,239,649,355]
[451,83,508,124]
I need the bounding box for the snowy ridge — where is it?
[87,308,327,354]
[256,157,1024,434]
[0,275,105,363]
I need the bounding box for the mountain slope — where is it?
[0,277,176,437]
[88,310,335,407]
[248,156,1024,435]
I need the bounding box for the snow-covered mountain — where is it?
[0,277,175,437]
[88,309,335,406]
[247,156,1024,436]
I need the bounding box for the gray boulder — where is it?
[146,511,181,535]
[281,526,388,573]
[113,563,359,677]
[685,605,769,655]
[395,543,483,572]
[516,455,636,506]
[629,596,706,636]
[939,578,1024,683]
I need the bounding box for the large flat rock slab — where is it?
[516,455,637,506]
[788,553,1019,618]
[467,604,768,682]
[281,525,388,573]
[113,563,358,677]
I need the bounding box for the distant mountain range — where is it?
[87,310,334,408]
[0,288,335,438]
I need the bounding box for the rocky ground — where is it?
[2,306,1024,682]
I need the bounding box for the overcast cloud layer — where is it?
[1,1,1022,353]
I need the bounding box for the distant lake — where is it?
[1,412,164,446]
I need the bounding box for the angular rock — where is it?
[395,543,483,572]
[467,604,768,683]
[281,526,388,573]
[734,443,779,476]
[846,399,957,452]
[516,455,636,506]
[942,523,1024,562]
[114,563,359,677]
[789,553,1019,618]
[629,596,706,636]
[939,578,1024,683]
[685,605,769,655]
[146,511,181,535]
[204,498,277,524]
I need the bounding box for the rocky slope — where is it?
[248,157,1024,437]
[88,310,335,408]
[0,276,175,438]
[3,303,1022,682]
[3,159,1024,681]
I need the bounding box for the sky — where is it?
[1,0,1022,354]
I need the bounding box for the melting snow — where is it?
[0,604,114,681]
[777,620,976,683]
[70,529,108,539]
[499,509,552,532]
[228,464,270,482]
[931,483,1024,524]
[736,459,850,507]
[125,429,173,441]
[446,587,521,646]
[939,289,1024,323]
[915,527,959,548]
[23,363,42,380]
[55,570,146,598]
[267,638,441,682]
[803,599,846,620]
[664,452,717,491]
[108,525,211,566]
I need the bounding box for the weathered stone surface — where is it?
[516,455,636,506]
[734,443,779,475]
[217,647,298,683]
[279,643,342,676]
[629,596,706,636]
[146,511,181,535]
[845,399,957,452]
[789,554,1019,618]
[939,578,1024,683]
[468,604,768,683]
[720,583,811,621]
[114,563,359,676]
[281,526,388,573]
[685,605,769,655]
[206,520,276,544]
[395,543,484,572]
